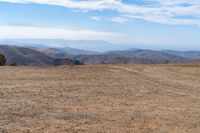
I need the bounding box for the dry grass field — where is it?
[0,64,200,133]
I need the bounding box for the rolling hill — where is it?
[32,47,99,59]
[72,53,187,64]
[32,47,198,65]
[162,50,200,60]
[0,45,82,66]
[104,49,189,63]
[1,44,200,65]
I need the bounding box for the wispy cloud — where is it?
[0,25,119,41]
[0,0,200,25]
[111,17,127,24]
[90,16,102,21]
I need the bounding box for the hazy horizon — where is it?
[1,38,200,52]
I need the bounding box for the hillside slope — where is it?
[162,50,200,60]
[0,45,80,66]
[73,51,188,64]
[35,47,191,64]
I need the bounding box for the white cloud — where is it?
[111,17,127,24]
[0,25,119,41]
[90,16,102,21]
[0,0,200,25]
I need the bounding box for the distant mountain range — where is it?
[32,47,200,65]
[0,39,130,52]
[0,40,200,66]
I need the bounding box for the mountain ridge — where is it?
[0,44,200,66]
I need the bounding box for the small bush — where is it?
[0,54,6,66]
[72,60,84,65]
[9,63,17,66]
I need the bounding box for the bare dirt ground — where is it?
[0,64,200,133]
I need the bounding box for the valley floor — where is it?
[0,64,200,133]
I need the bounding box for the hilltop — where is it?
[0,64,200,132]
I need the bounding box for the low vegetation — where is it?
[9,63,17,66]
[0,53,6,66]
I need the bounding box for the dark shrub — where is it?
[71,60,84,65]
[0,54,6,66]
[9,63,17,66]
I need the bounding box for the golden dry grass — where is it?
[0,64,200,133]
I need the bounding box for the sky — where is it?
[0,0,200,50]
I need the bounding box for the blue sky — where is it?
[0,0,200,50]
